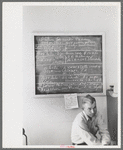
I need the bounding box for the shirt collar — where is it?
[82,110,89,121]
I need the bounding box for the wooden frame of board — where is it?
[32,32,106,97]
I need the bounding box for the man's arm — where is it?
[77,125,102,145]
[96,113,111,145]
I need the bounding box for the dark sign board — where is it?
[34,34,105,95]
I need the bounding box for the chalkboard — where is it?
[34,34,105,95]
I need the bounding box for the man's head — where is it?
[81,95,97,118]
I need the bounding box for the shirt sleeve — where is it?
[77,125,102,145]
[96,113,111,145]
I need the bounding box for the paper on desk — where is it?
[64,93,78,109]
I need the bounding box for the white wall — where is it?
[22,5,120,145]
[23,5,120,94]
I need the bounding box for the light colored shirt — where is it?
[71,111,111,145]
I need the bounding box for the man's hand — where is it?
[102,140,111,145]
[110,141,116,145]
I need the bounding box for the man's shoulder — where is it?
[75,112,87,123]
[76,112,85,119]
[94,111,104,122]
[95,111,102,118]
[74,112,89,131]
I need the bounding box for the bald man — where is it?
[71,94,111,145]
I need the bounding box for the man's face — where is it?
[83,101,97,118]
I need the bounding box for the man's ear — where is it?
[82,106,84,110]
[82,103,85,110]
